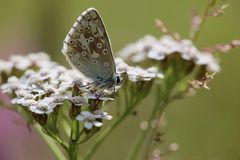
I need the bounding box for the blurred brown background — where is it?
[0,0,240,159]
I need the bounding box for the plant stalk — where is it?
[35,125,67,160]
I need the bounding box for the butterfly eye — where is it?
[82,45,87,49]
[97,43,102,49]
[117,76,120,84]
[103,49,108,54]
[115,75,123,85]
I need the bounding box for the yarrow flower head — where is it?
[1,66,82,114]
[28,97,61,114]
[0,52,57,84]
[0,52,116,128]
[115,58,164,83]
[115,58,162,100]
[118,35,159,63]
[118,35,220,73]
[0,52,55,73]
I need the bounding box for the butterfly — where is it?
[62,8,123,91]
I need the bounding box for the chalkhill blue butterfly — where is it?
[62,8,122,91]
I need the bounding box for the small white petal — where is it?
[105,115,113,120]
[99,97,114,101]
[93,121,103,127]
[84,122,93,129]
[76,115,85,122]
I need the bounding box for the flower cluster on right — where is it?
[119,35,220,73]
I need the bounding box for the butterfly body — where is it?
[62,8,122,90]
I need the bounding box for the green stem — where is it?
[60,109,71,137]
[68,120,80,160]
[127,72,178,160]
[192,1,212,43]
[42,125,68,151]
[60,118,71,137]
[76,129,85,141]
[124,86,129,110]
[143,102,168,159]
[126,97,167,160]
[35,125,67,160]
[77,131,97,144]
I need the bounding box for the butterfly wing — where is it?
[62,8,116,82]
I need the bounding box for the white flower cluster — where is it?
[1,65,83,114]
[119,35,156,63]
[118,35,220,72]
[76,110,112,129]
[115,58,164,82]
[0,52,56,74]
[0,52,114,128]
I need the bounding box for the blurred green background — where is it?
[0,0,240,160]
